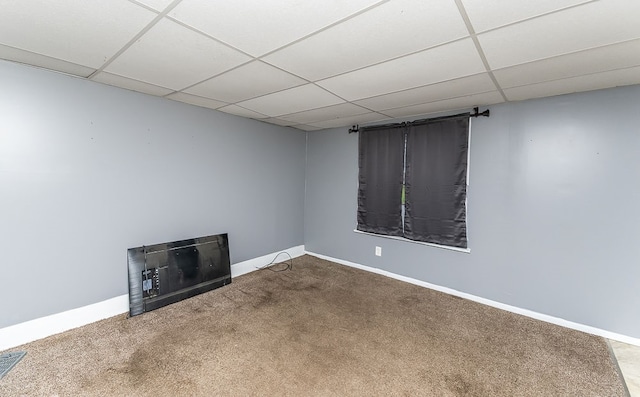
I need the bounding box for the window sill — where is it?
[353,229,471,254]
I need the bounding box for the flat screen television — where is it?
[127,233,231,317]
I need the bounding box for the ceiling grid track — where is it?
[87,0,184,80]
[453,0,507,102]
[169,0,392,98]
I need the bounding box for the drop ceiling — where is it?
[1,0,639,131]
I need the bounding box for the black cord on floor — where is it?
[257,251,293,272]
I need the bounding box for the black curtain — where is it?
[357,125,405,236]
[404,114,469,248]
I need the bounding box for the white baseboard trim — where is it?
[0,294,129,352]
[306,251,640,347]
[0,245,306,351]
[231,245,306,278]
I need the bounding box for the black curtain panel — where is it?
[357,125,405,236]
[404,114,470,248]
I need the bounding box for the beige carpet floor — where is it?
[0,255,627,396]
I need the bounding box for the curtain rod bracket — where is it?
[349,124,359,134]
[471,107,490,118]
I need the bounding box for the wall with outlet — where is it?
[304,84,640,339]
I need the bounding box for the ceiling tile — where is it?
[0,44,95,77]
[0,0,156,68]
[354,73,496,111]
[279,103,372,125]
[308,112,390,129]
[503,66,640,101]
[166,92,227,109]
[218,105,270,119]
[291,124,325,132]
[493,39,640,88]
[185,61,306,103]
[134,0,174,12]
[317,39,486,100]
[381,91,504,119]
[263,0,468,80]
[3,0,636,128]
[478,0,640,69]
[237,84,345,117]
[461,0,593,33]
[262,118,298,127]
[92,71,173,96]
[169,0,385,56]
[105,19,251,90]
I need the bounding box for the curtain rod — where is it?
[348,107,490,134]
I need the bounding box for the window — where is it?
[357,113,470,249]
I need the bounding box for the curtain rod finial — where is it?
[349,124,359,134]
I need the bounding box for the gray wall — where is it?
[305,85,640,338]
[0,60,306,328]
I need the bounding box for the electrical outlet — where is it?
[375,246,382,256]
